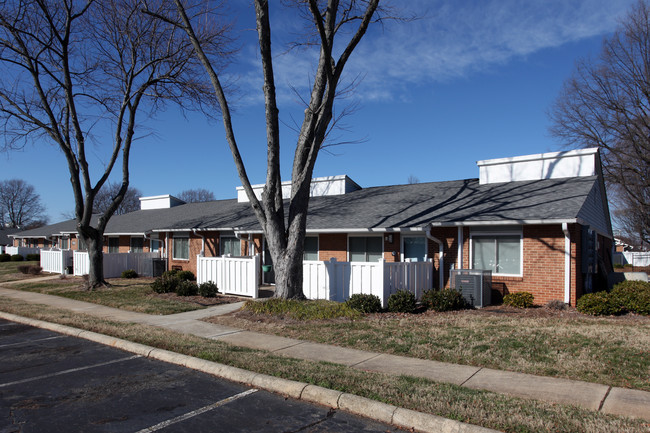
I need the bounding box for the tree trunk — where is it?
[79,228,108,290]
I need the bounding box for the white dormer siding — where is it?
[477,148,599,185]
[139,194,185,210]
[236,175,361,203]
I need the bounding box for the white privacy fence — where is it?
[197,254,260,298]
[40,249,73,274]
[303,258,433,308]
[614,252,650,267]
[5,246,40,258]
[73,251,160,278]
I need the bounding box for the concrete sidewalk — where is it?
[0,283,648,422]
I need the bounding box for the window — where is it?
[403,236,426,262]
[108,237,120,253]
[349,236,383,262]
[61,238,69,250]
[150,238,161,253]
[130,237,143,253]
[303,236,319,261]
[173,235,189,260]
[471,229,522,275]
[221,236,241,257]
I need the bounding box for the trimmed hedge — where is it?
[151,274,179,294]
[577,291,623,316]
[25,254,41,261]
[422,289,468,312]
[121,269,138,279]
[176,270,195,281]
[346,293,382,314]
[10,254,23,262]
[610,280,650,316]
[0,253,10,262]
[387,290,416,313]
[198,281,219,298]
[503,292,534,308]
[176,280,198,297]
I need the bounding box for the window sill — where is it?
[492,275,524,282]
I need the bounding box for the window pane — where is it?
[403,237,426,262]
[108,238,120,253]
[349,237,366,262]
[303,236,318,261]
[473,237,496,272]
[221,237,241,257]
[174,237,189,260]
[497,236,520,274]
[151,239,160,252]
[366,237,383,262]
[131,237,143,253]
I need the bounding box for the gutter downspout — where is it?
[562,223,571,305]
[426,226,445,289]
[457,227,464,270]
[192,229,205,256]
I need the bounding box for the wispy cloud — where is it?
[231,0,636,105]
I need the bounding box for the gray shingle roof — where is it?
[12,176,607,238]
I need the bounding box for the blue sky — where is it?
[0,0,636,223]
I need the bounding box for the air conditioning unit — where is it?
[450,269,492,308]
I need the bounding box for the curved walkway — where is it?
[0,280,648,422]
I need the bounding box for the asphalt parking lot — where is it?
[0,319,401,432]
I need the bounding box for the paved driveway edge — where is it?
[0,311,500,433]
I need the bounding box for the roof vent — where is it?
[477,148,599,185]
[237,175,361,203]
[139,195,185,210]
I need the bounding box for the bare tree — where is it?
[159,0,388,299]
[93,182,142,215]
[407,175,420,184]
[0,0,224,288]
[549,0,650,246]
[176,188,215,203]
[0,179,47,228]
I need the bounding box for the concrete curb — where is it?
[0,311,500,433]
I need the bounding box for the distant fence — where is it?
[302,258,433,308]
[73,251,160,278]
[197,254,260,298]
[614,252,650,268]
[5,246,40,258]
[40,249,73,274]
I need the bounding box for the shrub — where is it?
[610,280,650,316]
[503,292,535,308]
[244,298,361,320]
[422,289,468,312]
[163,269,179,278]
[613,263,625,269]
[346,293,382,314]
[10,254,24,262]
[176,270,195,281]
[25,254,40,261]
[176,280,198,297]
[545,299,568,310]
[387,290,416,313]
[198,281,218,298]
[17,265,31,274]
[0,253,10,262]
[151,274,179,294]
[121,269,138,279]
[576,291,623,316]
[28,265,42,275]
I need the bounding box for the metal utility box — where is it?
[450,269,492,308]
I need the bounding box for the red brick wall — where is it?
[383,233,400,262]
[318,233,347,262]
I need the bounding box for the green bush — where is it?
[175,280,198,297]
[198,281,218,298]
[176,270,195,281]
[576,291,623,316]
[503,292,535,308]
[151,274,179,294]
[121,269,138,279]
[25,254,40,261]
[422,289,468,312]
[387,290,416,313]
[0,253,10,262]
[10,254,24,262]
[610,280,650,316]
[162,269,179,278]
[346,293,382,314]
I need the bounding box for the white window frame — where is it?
[469,227,523,277]
[347,235,383,262]
[172,233,190,260]
[400,235,428,262]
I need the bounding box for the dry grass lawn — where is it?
[207,304,650,391]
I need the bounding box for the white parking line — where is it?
[0,335,65,349]
[0,355,141,388]
[135,388,259,433]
